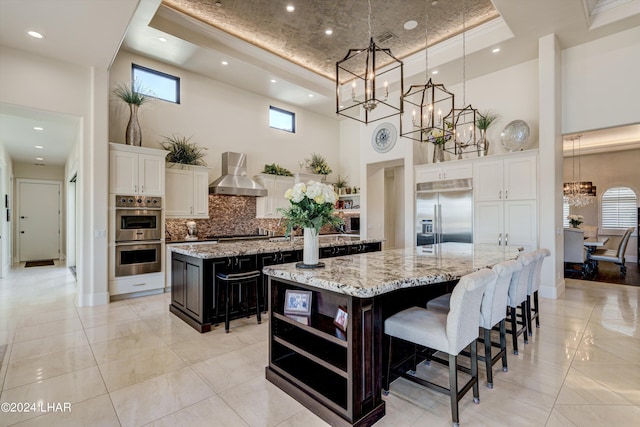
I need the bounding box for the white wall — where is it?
[563,26,640,134]
[110,51,341,183]
[0,144,13,276]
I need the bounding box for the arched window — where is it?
[601,186,637,229]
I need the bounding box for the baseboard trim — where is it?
[540,280,565,299]
[77,291,110,307]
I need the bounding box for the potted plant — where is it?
[305,153,332,177]
[476,111,500,157]
[160,134,207,166]
[427,121,453,163]
[262,163,293,176]
[113,81,150,146]
[334,175,348,195]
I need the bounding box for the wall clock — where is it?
[371,122,397,153]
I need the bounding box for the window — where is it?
[269,106,295,133]
[132,64,180,104]
[563,201,570,228]
[601,186,637,229]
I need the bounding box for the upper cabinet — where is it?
[255,174,295,218]
[473,151,537,202]
[415,161,472,184]
[109,143,168,196]
[165,164,211,219]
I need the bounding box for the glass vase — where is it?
[303,227,319,265]
[433,143,445,163]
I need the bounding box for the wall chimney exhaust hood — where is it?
[209,152,267,196]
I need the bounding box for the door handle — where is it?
[20,231,25,234]
[498,190,502,199]
[20,216,27,219]
[505,233,509,245]
[505,190,508,199]
[498,233,502,246]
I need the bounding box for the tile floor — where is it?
[0,263,639,426]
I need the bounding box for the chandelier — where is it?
[336,0,403,124]
[400,2,454,142]
[563,135,596,207]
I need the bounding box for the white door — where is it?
[18,180,61,261]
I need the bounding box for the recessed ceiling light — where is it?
[35,145,44,149]
[325,29,333,36]
[33,126,44,131]
[308,94,314,97]
[431,70,439,75]
[404,20,418,30]
[492,47,501,53]
[27,30,44,39]
[432,1,439,5]
[221,60,228,65]
[270,79,277,83]
[36,157,44,161]
[158,37,167,42]
[286,5,295,12]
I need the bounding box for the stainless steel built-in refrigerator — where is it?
[416,178,473,246]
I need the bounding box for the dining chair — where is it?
[384,268,496,427]
[563,228,589,277]
[589,227,634,276]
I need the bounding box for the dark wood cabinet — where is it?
[266,277,385,426]
[170,253,214,332]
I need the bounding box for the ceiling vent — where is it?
[376,31,397,44]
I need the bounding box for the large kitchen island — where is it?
[263,243,520,427]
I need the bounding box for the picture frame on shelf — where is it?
[284,289,312,316]
[333,306,348,331]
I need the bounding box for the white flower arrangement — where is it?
[279,181,343,235]
[567,214,584,228]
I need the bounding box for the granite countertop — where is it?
[263,243,521,298]
[168,235,382,259]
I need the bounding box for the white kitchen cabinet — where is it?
[415,162,472,183]
[474,200,537,252]
[255,174,295,218]
[473,151,537,202]
[109,143,167,196]
[165,164,211,218]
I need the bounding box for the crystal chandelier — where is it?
[400,1,454,143]
[336,0,403,124]
[563,135,596,207]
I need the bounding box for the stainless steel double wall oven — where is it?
[114,195,162,277]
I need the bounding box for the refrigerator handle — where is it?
[438,204,442,243]
[433,204,439,244]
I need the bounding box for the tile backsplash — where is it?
[165,194,358,240]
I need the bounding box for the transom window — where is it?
[269,106,295,133]
[132,64,180,104]
[601,186,637,229]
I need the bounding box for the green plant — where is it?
[161,134,207,166]
[305,153,332,175]
[112,81,150,106]
[262,163,293,176]
[334,175,348,189]
[476,111,500,130]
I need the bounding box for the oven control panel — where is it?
[115,195,162,209]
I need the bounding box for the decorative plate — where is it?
[371,122,397,153]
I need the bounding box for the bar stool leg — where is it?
[534,291,540,328]
[471,341,480,403]
[500,319,508,372]
[449,353,459,426]
[483,328,493,388]
[225,280,230,333]
[526,295,533,336]
[510,306,519,355]
[255,280,262,324]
